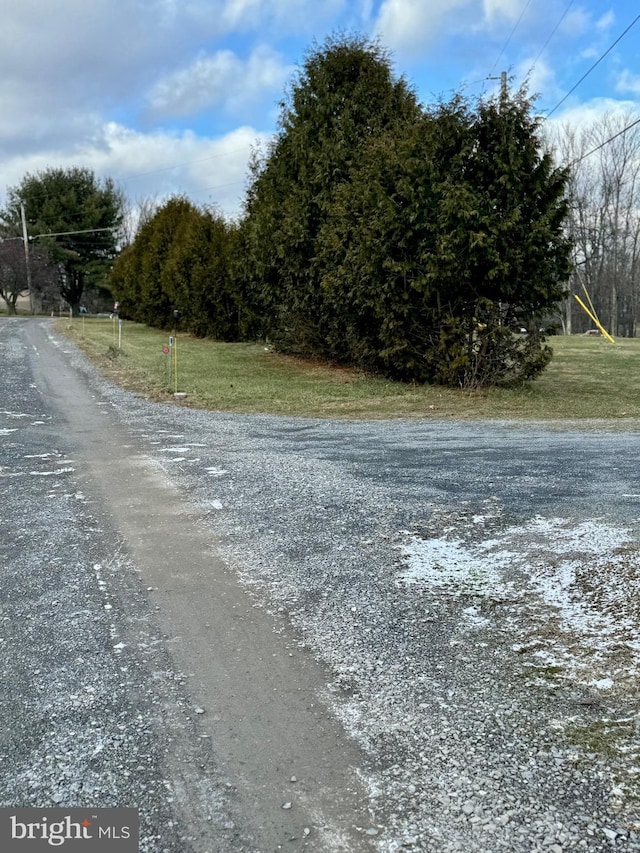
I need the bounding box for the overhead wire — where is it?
[30,227,117,239]
[571,115,640,165]
[489,0,534,76]
[122,144,253,182]
[522,0,576,84]
[544,12,640,118]
[8,143,255,210]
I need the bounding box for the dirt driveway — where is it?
[1,317,639,852]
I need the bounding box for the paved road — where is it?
[2,316,640,852]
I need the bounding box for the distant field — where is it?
[56,316,640,421]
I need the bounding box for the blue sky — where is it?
[1,1,638,220]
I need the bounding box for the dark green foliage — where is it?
[111,197,242,338]
[428,92,570,385]
[3,167,122,313]
[242,34,421,355]
[111,36,571,388]
[241,37,570,386]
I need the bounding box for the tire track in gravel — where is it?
[4,318,378,852]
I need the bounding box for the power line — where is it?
[5,144,255,208]
[523,0,576,84]
[189,178,247,196]
[545,13,640,118]
[571,115,640,165]
[489,0,534,76]
[122,145,253,182]
[30,227,117,239]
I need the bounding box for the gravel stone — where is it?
[4,319,640,851]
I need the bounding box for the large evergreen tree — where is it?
[317,90,572,385]
[242,34,421,355]
[2,167,123,313]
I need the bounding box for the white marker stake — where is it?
[174,333,178,394]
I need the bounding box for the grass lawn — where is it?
[57,316,640,421]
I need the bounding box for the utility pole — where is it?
[19,201,33,314]
[500,70,508,103]
[487,72,508,109]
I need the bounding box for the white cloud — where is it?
[0,2,180,97]
[616,69,640,97]
[220,0,345,34]
[222,0,273,29]
[560,8,591,38]
[146,46,291,119]
[515,56,557,101]
[375,0,473,56]
[0,1,218,160]
[2,0,637,227]
[1,121,268,220]
[481,0,522,23]
[545,96,640,135]
[596,10,616,30]
[103,123,269,218]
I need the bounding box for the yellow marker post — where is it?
[573,294,615,343]
[172,310,182,396]
[581,282,598,321]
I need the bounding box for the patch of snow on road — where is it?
[29,467,75,477]
[396,534,516,594]
[0,410,30,419]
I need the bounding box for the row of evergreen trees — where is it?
[111,36,572,387]
[111,197,243,340]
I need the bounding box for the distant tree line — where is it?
[551,114,640,338]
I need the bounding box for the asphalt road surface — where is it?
[1,316,640,853]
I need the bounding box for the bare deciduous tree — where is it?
[117,191,160,247]
[0,237,61,314]
[0,238,27,314]
[551,113,640,337]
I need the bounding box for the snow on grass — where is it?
[397,516,640,694]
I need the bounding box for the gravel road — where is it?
[1,316,640,852]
